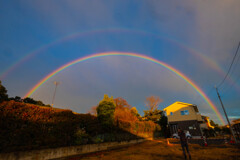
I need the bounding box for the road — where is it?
[61,139,240,160]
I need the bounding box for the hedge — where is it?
[0,101,160,152]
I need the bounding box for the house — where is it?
[232,119,240,140]
[164,101,207,137]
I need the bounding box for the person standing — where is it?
[178,128,191,160]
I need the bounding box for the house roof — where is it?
[163,101,197,112]
[232,118,240,124]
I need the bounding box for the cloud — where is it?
[229,116,240,120]
[146,0,240,76]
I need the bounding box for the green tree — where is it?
[158,112,169,137]
[97,94,116,130]
[0,80,8,102]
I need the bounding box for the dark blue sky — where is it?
[0,0,240,124]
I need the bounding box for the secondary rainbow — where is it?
[1,28,237,87]
[24,52,225,125]
[2,28,239,93]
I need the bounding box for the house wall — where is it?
[169,120,202,136]
[166,106,203,122]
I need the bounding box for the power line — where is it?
[222,70,240,96]
[218,42,240,88]
[221,46,240,94]
[228,44,240,80]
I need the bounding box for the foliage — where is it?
[0,81,50,107]
[158,112,169,137]
[97,94,116,130]
[0,101,99,152]
[203,128,216,137]
[210,120,218,127]
[145,95,162,111]
[74,128,89,145]
[8,96,22,102]
[114,97,131,109]
[130,107,140,118]
[23,97,51,107]
[88,105,97,116]
[0,80,8,102]
[221,126,231,135]
[143,109,162,123]
[117,119,160,138]
[0,95,162,152]
[114,97,139,122]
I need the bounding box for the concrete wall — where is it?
[0,139,146,160]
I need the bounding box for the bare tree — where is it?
[145,95,162,111]
[88,105,97,116]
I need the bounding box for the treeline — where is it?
[0,81,166,152]
[0,99,159,152]
[0,80,51,107]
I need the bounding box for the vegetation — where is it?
[142,96,169,137]
[0,82,163,152]
[0,80,8,102]
[143,109,162,122]
[145,95,162,111]
[0,80,51,107]
[114,97,139,122]
[97,95,116,130]
[0,97,160,152]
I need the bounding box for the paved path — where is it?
[62,139,240,160]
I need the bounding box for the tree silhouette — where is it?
[0,80,8,102]
[23,97,51,107]
[9,96,22,102]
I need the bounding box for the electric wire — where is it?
[222,46,240,94]
[217,41,240,88]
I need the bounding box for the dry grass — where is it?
[66,139,240,160]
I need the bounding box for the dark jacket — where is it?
[178,130,187,144]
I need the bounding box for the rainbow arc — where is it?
[24,52,225,125]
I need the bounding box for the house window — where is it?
[170,112,173,115]
[181,110,189,115]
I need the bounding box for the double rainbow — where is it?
[24,52,225,125]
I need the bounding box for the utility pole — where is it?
[51,81,60,107]
[215,86,238,143]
